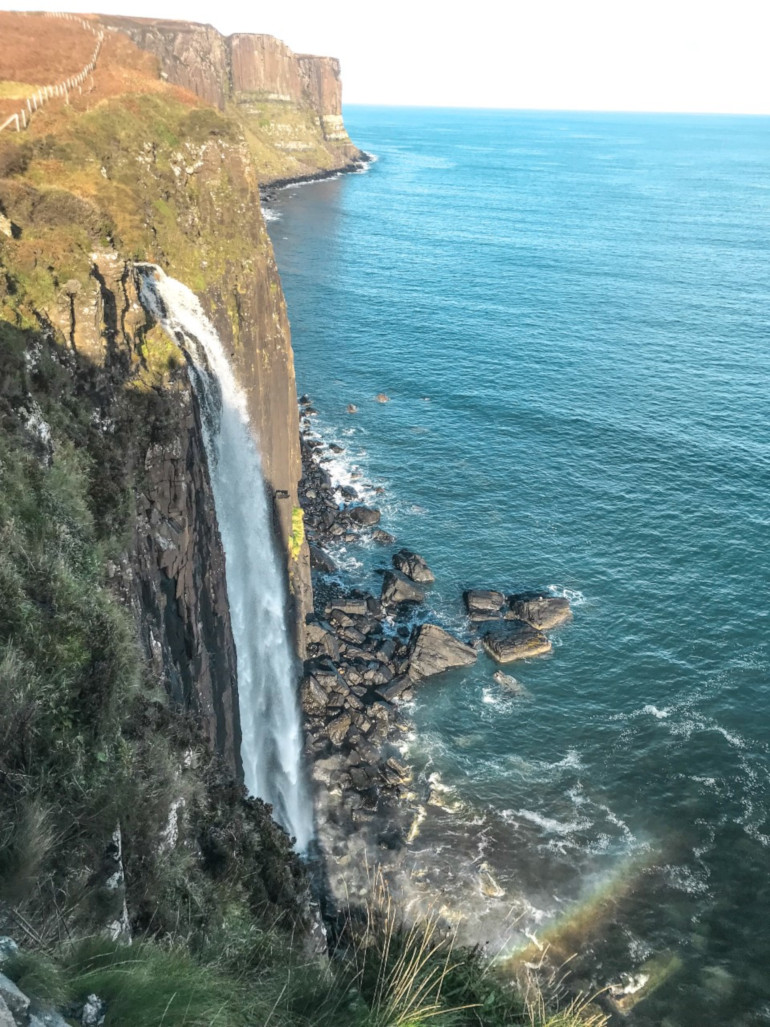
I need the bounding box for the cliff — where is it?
[100,16,362,184]
[0,4,327,961]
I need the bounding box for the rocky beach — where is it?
[295,395,576,931]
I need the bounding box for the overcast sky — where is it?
[4,0,770,113]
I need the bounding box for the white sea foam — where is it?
[548,584,587,606]
[555,748,584,770]
[515,809,592,836]
[260,205,281,222]
[642,704,671,719]
[661,863,710,896]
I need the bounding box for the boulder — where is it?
[301,676,329,715]
[327,712,352,746]
[407,624,477,680]
[463,589,506,615]
[305,619,340,661]
[482,621,552,663]
[381,571,425,606]
[308,544,336,574]
[0,974,29,1024]
[376,675,412,702]
[507,592,572,629]
[372,529,396,545]
[348,506,380,526]
[392,549,435,584]
[0,939,18,966]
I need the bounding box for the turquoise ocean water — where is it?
[266,107,770,1024]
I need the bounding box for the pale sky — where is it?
[4,0,770,113]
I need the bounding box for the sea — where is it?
[265,107,770,1025]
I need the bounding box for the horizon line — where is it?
[342,102,770,118]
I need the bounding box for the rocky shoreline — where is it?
[260,152,375,207]
[296,395,574,913]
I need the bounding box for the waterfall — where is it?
[138,265,313,853]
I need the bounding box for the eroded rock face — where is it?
[133,380,241,774]
[100,16,360,174]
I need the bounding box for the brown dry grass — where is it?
[0,12,201,125]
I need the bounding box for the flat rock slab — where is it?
[482,621,552,663]
[463,589,506,615]
[408,623,477,680]
[508,592,571,630]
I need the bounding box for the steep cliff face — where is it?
[0,230,243,774]
[0,13,333,769]
[100,16,362,184]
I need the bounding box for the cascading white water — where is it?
[138,265,313,853]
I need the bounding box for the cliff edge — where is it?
[100,16,363,184]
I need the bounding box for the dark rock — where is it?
[372,529,396,544]
[376,675,413,702]
[350,767,371,790]
[482,621,552,663]
[381,571,425,606]
[392,548,435,584]
[366,662,394,686]
[377,637,398,661]
[348,506,381,526]
[346,404,358,414]
[329,443,344,453]
[339,485,358,500]
[310,542,336,575]
[507,592,572,629]
[463,589,506,615]
[328,609,355,629]
[407,623,477,680]
[337,626,367,646]
[305,619,340,661]
[299,394,310,405]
